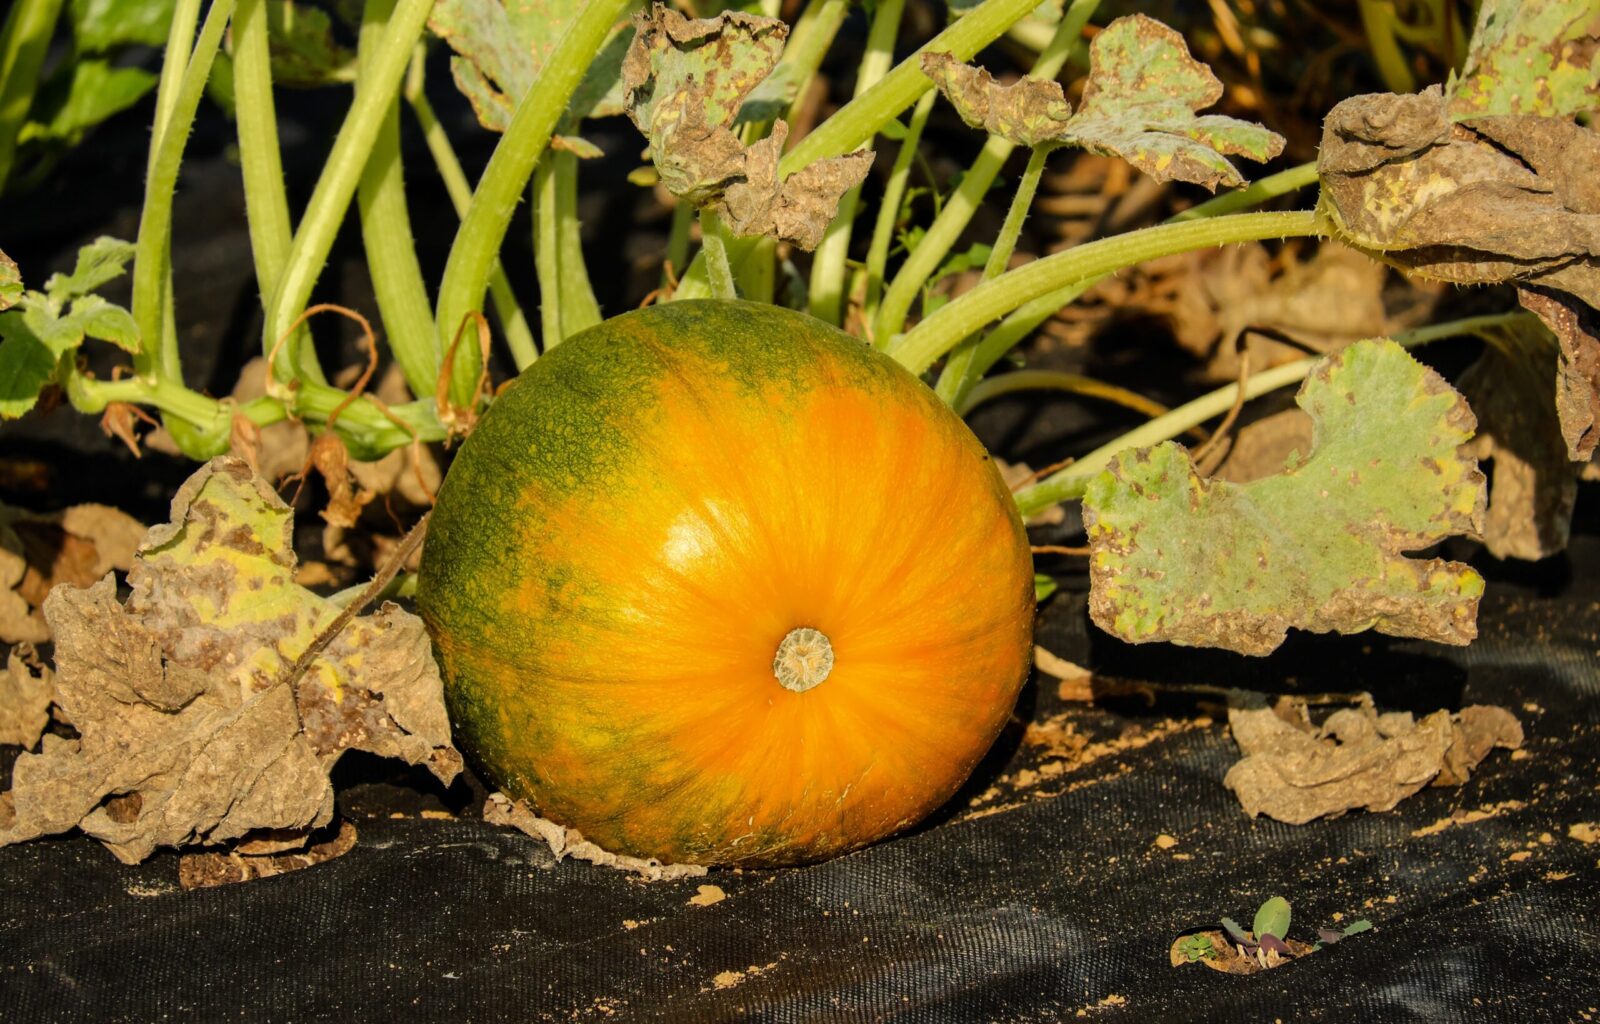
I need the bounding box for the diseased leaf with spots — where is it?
[1082,339,1485,656]
[1058,15,1282,189]
[920,17,1283,189]
[263,1,356,87]
[1318,88,1600,310]
[0,458,460,864]
[920,51,1071,148]
[1448,0,1600,119]
[622,4,872,249]
[430,0,633,132]
[1459,314,1582,560]
[0,250,20,311]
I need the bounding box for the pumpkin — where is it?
[417,300,1034,866]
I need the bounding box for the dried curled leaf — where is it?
[921,16,1283,189]
[1082,340,1485,656]
[178,819,358,889]
[0,646,52,749]
[0,501,145,644]
[1459,316,1581,560]
[1448,0,1600,120]
[484,793,707,881]
[0,458,460,863]
[920,51,1071,148]
[622,4,872,249]
[1224,698,1523,824]
[1520,287,1600,462]
[1318,88,1600,310]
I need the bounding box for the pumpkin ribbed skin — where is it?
[417,300,1033,866]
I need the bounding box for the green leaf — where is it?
[22,60,157,146]
[266,1,357,87]
[0,314,60,419]
[43,236,135,303]
[1059,15,1282,189]
[1252,896,1291,942]
[430,0,620,131]
[70,0,178,52]
[66,294,140,353]
[0,251,20,312]
[1342,919,1373,937]
[1083,339,1486,656]
[1448,0,1600,119]
[1034,573,1058,602]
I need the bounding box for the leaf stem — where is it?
[956,367,1174,421]
[862,89,935,327]
[434,0,631,405]
[934,142,1054,401]
[874,0,1093,343]
[234,0,325,383]
[1010,310,1534,515]
[949,160,1320,403]
[890,210,1322,375]
[132,0,235,380]
[674,0,1060,300]
[264,0,432,384]
[403,52,537,369]
[357,0,438,401]
[807,0,906,325]
[700,209,737,301]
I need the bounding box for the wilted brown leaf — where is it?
[1459,321,1581,560]
[0,458,460,863]
[1224,697,1523,824]
[230,356,310,482]
[920,51,1071,148]
[1319,88,1600,309]
[483,792,708,881]
[1212,408,1314,485]
[622,4,872,249]
[0,501,144,644]
[178,819,358,889]
[0,645,52,749]
[1519,287,1600,462]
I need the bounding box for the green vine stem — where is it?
[434,0,631,407]
[946,160,1321,405]
[862,89,935,327]
[132,0,235,380]
[933,142,1054,401]
[672,0,1059,301]
[873,0,1093,344]
[1010,311,1535,516]
[700,210,737,301]
[890,209,1322,375]
[1357,0,1418,95]
[956,367,1175,421]
[0,0,64,191]
[264,0,432,385]
[780,0,1067,177]
[357,0,438,401]
[234,0,324,385]
[773,0,849,131]
[534,150,602,350]
[403,52,537,369]
[807,0,906,326]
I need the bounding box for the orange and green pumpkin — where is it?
[417,300,1033,866]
